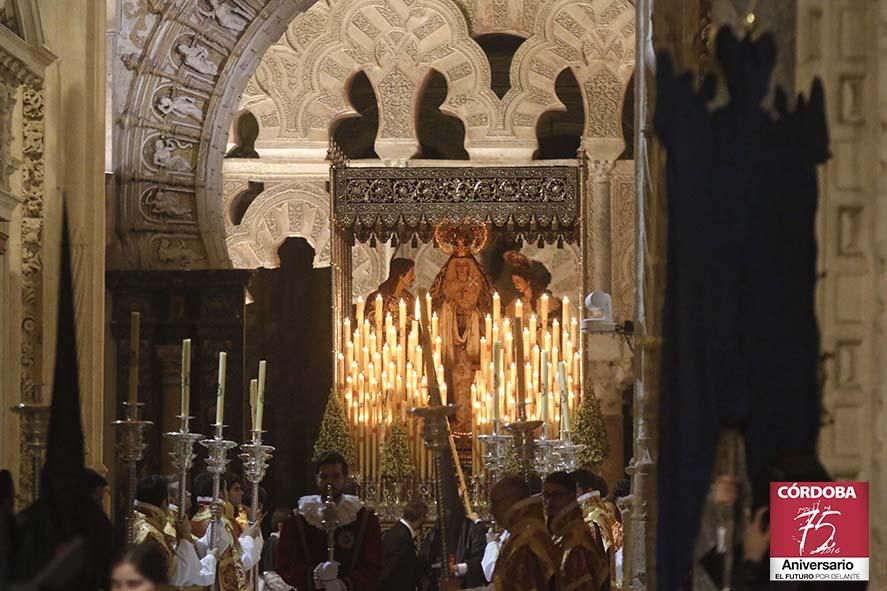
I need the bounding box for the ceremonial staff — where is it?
[506,317,542,483]
[201,351,237,591]
[240,363,274,591]
[321,483,339,562]
[164,339,203,522]
[114,311,152,542]
[412,288,457,587]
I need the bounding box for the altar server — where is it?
[277,451,383,591]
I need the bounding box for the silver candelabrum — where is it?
[201,421,238,587]
[240,430,274,591]
[164,415,203,521]
[114,401,153,542]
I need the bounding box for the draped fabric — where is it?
[11,211,114,590]
[654,27,829,590]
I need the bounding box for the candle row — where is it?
[336,291,580,480]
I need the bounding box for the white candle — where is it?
[540,350,549,435]
[215,352,227,426]
[256,360,267,431]
[540,293,549,327]
[557,362,569,435]
[492,341,501,429]
[375,294,383,334]
[356,295,365,322]
[249,379,258,430]
[181,339,191,417]
[493,291,501,327]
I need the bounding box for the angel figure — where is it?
[177,43,218,76]
[156,95,203,120]
[207,0,249,32]
[153,139,192,173]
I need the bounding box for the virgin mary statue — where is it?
[429,222,494,430]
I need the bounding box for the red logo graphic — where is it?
[770,482,869,581]
[770,482,868,559]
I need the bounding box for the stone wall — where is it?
[795,0,886,586]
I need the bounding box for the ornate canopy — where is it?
[331,164,582,244]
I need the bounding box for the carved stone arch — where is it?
[226,181,331,269]
[496,0,635,160]
[111,0,322,270]
[240,0,500,160]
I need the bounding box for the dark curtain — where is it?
[654,27,828,589]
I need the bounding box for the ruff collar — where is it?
[298,494,363,529]
[577,491,601,503]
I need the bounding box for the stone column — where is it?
[586,159,615,294]
[585,332,632,487]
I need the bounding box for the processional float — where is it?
[328,151,590,521]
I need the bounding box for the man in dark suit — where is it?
[377,499,428,591]
[419,511,488,590]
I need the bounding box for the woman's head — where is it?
[510,267,533,297]
[382,258,416,293]
[111,544,168,590]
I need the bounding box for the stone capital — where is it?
[589,159,616,182]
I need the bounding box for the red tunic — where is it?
[277,495,382,591]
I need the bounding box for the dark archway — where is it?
[226,110,260,158]
[333,71,380,159]
[229,182,265,226]
[619,73,635,160]
[476,33,525,99]
[534,68,584,159]
[244,238,333,510]
[416,70,468,160]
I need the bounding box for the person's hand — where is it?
[486,530,500,544]
[612,522,624,549]
[175,517,192,540]
[711,475,739,504]
[313,561,339,582]
[743,506,770,562]
[244,512,265,538]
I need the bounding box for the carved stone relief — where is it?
[111,0,322,270]
[0,81,18,190]
[20,84,44,404]
[226,181,332,269]
[239,0,634,161]
[610,159,634,322]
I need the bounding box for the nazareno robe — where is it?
[277,494,383,591]
[654,26,829,590]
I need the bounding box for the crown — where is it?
[433,220,489,257]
